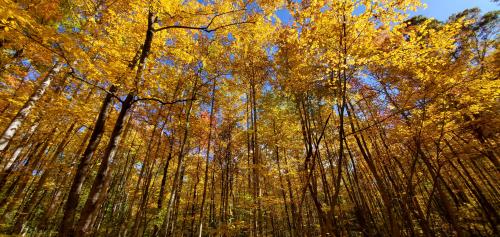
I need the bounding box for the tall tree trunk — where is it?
[74,92,134,236]
[197,77,216,237]
[11,122,76,234]
[0,62,63,151]
[58,86,117,237]
[161,80,197,236]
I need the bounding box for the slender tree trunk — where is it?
[161,80,197,236]
[131,107,162,237]
[0,62,63,151]
[197,77,216,237]
[11,122,76,234]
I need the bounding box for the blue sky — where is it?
[276,0,499,23]
[412,0,499,20]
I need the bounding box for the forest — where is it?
[0,0,499,236]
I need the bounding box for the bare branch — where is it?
[68,71,122,101]
[154,8,253,33]
[134,97,194,105]
[154,21,255,33]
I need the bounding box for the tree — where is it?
[0,0,498,236]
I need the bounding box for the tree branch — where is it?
[67,71,122,101]
[134,97,194,105]
[153,8,254,33]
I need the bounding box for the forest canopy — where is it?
[0,0,499,236]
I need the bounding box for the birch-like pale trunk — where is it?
[0,62,63,151]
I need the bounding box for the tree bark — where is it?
[0,62,63,151]
[58,86,117,237]
[74,92,134,236]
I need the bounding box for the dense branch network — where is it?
[0,1,498,237]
